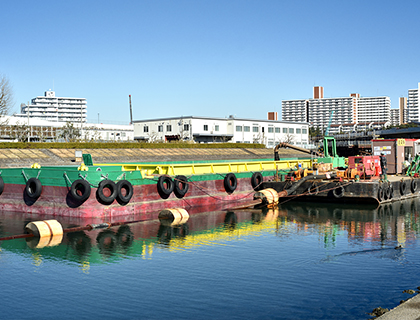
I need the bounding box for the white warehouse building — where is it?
[133,114,310,148]
[0,115,134,142]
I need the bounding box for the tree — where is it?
[59,122,81,142]
[282,133,295,144]
[0,74,13,124]
[10,122,29,142]
[82,125,101,142]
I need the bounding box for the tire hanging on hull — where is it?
[116,180,133,204]
[70,179,91,202]
[224,173,237,193]
[25,177,42,199]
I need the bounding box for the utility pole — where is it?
[129,95,133,124]
[27,101,30,142]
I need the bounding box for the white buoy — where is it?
[254,188,279,204]
[25,220,64,248]
[159,208,189,226]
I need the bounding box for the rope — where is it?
[186,179,256,202]
[63,172,72,186]
[21,170,28,182]
[278,180,354,205]
[78,173,98,187]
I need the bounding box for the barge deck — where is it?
[260,175,420,205]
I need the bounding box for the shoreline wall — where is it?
[0,148,309,168]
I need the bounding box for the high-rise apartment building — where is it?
[390,109,400,126]
[399,97,407,124]
[282,86,391,132]
[17,90,87,123]
[407,83,420,122]
[356,96,391,124]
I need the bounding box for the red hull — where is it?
[0,177,257,219]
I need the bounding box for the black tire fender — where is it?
[70,179,91,202]
[377,187,384,201]
[97,180,117,205]
[411,180,418,193]
[308,183,319,195]
[400,181,407,195]
[0,176,4,196]
[116,180,133,204]
[332,185,344,198]
[174,175,189,198]
[251,172,263,190]
[25,177,42,199]
[387,185,393,199]
[224,173,237,193]
[157,176,174,196]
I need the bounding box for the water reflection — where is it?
[272,199,420,250]
[157,224,189,245]
[1,198,420,266]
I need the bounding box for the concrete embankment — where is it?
[0,148,308,167]
[376,293,420,319]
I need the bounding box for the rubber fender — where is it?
[411,180,418,193]
[400,181,407,195]
[251,172,263,190]
[157,176,174,197]
[0,176,4,196]
[97,180,117,205]
[224,173,237,193]
[70,179,91,202]
[387,185,393,199]
[377,187,384,201]
[332,185,344,198]
[174,175,189,198]
[116,180,133,204]
[307,183,319,195]
[25,177,42,199]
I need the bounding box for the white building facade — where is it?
[16,90,87,123]
[0,115,133,142]
[407,83,420,122]
[390,109,400,126]
[133,116,310,148]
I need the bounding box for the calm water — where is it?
[1,200,420,320]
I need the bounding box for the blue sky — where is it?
[2,0,419,124]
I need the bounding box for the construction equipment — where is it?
[274,142,319,160]
[406,153,420,176]
[324,110,335,136]
[317,136,346,169]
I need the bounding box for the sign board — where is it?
[373,145,392,156]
